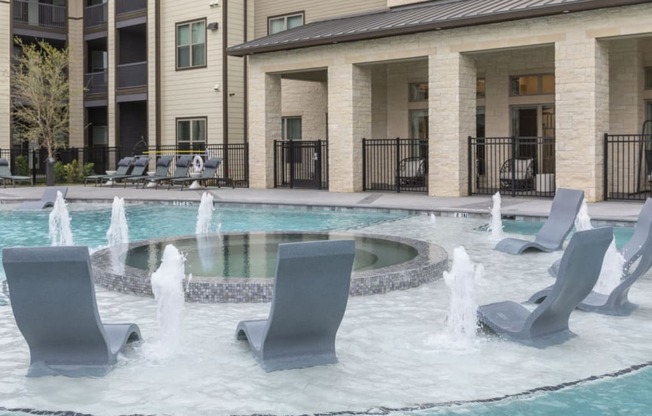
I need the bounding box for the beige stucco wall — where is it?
[247,3,652,199]
[0,0,10,149]
[158,1,224,146]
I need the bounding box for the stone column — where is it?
[107,1,116,147]
[0,2,10,149]
[67,0,84,148]
[248,69,281,189]
[328,63,371,192]
[555,35,609,202]
[428,51,476,196]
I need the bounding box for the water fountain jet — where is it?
[443,246,481,341]
[488,192,503,240]
[48,191,73,246]
[195,192,215,235]
[106,196,129,246]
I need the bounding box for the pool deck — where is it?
[0,184,644,223]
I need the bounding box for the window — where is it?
[268,12,304,34]
[176,20,206,69]
[282,117,302,140]
[177,118,206,151]
[476,78,486,98]
[409,82,428,102]
[645,68,652,90]
[510,74,554,96]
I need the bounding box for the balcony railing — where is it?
[117,62,147,88]
[13,0,66,28]
[84,71,108,94]
[85,2,107,28]
[116,0,146,15]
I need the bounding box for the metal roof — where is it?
[227,0,651,56]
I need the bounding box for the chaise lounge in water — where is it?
[494,188,584,255]
[478,227,612,348]
[531,198,652,316]
[3,246,141,377]
[19,186,68,210]
[236,239,356,372]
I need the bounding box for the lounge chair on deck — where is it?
[499,157,534,191]
[168,157,222,190]
[0,158,31,188]
[19,186,68,210]
[478,227,612,348]
[102,156,150,187]
[124,155,173,188]
[531,198,652,316]
[397,157,426,187]
[236,239,356,372]
[84,157,134,186]
[494,188,584,254]
[146,155,193,189]
[2,246,141,377]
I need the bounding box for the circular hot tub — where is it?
[91,231,448,303]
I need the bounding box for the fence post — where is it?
[395,137,401,193]
[467,136,473,196]
[289,140,295,189]
[315,139,322,190]
[273,140,278,188]
[510,136,516,197]
[31,149,37,185]
[362,138,367,191]
[603,133,609,201]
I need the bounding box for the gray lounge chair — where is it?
[147,155,193,189]
[2,246,141,377]
[478,227,612,348]
[494,188,584,254]
[168,157,222,190]
[102,156,150,187]
[236,239,356,372]
[125,155,173,188]
[84,157,134,186]
[0,157,31,188]
[19,186,68,210]
[531,200,652,316]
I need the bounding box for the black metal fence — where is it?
[468,136,556,197]
[362,138,428,193]
[273,140,328,189]
[603,133,652,201]
[0,144,249,187]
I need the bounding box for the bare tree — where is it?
[11,38,69,160]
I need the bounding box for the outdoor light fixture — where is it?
[209,0,220,7]
[207,22,219,31]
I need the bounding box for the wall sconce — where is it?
[213,84,220,91]
[229,93,236,97]
[209,0,219,7]
[207,22,219,31]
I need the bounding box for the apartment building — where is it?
[231,0,652,201]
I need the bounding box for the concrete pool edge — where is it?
[90,231,449,303]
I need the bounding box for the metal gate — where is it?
[274,140,328,189]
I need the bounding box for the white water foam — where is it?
[48,191,73,246]
[195,192,215,235]
[487,192,503,240]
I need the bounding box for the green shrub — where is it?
[15,155,29,176]
[52,160,97,183]
[64,159,80,183]
[53,161,66,183]
[82,162,95,178]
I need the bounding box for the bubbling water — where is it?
[195,192,215,235]
[575,199,592,231]
[488,192,503,240]
[48,191,73,246]
[443,246,482,341]
[150,244,186,357]
[106,196,129,246]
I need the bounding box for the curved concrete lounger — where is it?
[236,239,355,372]
[494,188,584,255]
[479,227,612,348]
[3,246,141,377]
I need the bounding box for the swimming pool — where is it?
[0,203,647,416]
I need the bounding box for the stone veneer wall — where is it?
[0,1,10,150]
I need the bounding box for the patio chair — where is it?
[494,188,584,254]
[84,157,134,186]
[19,186,68,210]
[236,239,356,372]
[146,155,193,189]
[0,157,31,188]
[101,156,150,187]
[499,157,534,191]
[124,155,174,188]
[531,199,652,316]
[167,157,222,190]
[478,227,612,348]
[3,246,141,377]
[397,157,426,187]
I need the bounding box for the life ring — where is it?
[192,155,204,173]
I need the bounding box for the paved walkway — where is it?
[0,184,644,223]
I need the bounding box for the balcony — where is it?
[84,71,108,94]
[85,2,107,28]
[13,0,66,29]
[116,0,146,15]
[117,62,147,89]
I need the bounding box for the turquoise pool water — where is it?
[501,220,635,249]
[0,203,645,416]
